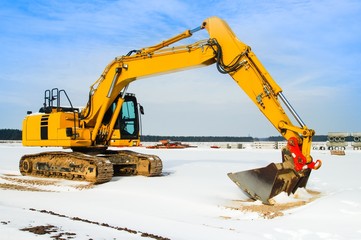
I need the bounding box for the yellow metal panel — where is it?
[23,111,92,147]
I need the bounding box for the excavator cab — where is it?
[23,88,143,148]
[109,93,144,147]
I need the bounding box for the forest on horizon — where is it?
[0,128,331,142]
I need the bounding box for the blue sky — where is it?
[1,0,360,137]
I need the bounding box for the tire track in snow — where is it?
[28,208,171,240]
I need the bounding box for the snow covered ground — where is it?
[1,142,361,240]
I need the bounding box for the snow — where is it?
[1,142,361,239]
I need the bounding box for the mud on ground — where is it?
[20,225,77,240]
[226,190,321,219]
[0,173,93,192]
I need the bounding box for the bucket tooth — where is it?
[228,163,311,205]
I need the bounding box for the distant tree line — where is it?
[268,135,330,142]
[0,129,346,142]
[140,135,254,142]
[0,129,22,140]
[141,135,332,142]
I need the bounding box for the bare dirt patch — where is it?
[0,183,46,192]
[0,175,54,192]
[2,175,56,186]
[21,224,77,239]
[0,174,93,192]
[227,189,321,219]
[73,183,94,190]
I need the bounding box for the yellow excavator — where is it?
[20,16,321,204]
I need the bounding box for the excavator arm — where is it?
[201,18,322,203]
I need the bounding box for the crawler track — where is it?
[19,150,163,183]
[19,152,114,184]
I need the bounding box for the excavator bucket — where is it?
[228,149,312,204]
